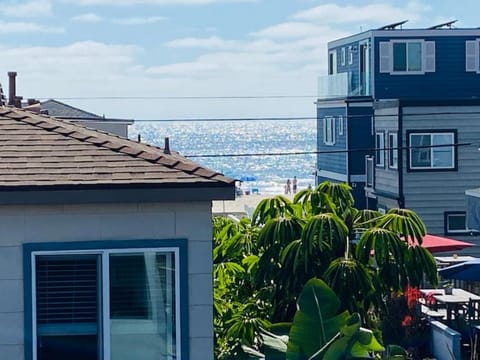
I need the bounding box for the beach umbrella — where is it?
[438,259,480,281]
[239,175,257,182]
[421,234,475,253]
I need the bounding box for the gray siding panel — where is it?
[374,106,400,196]
[0,201,215,360]
[402,106,480,235]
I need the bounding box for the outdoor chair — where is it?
[467,299,480,321]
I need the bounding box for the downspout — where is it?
[398,104,405,208]
[345,102,349,185]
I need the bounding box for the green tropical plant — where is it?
[243,278,390,359]
[213,181,437,359]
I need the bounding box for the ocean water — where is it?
[131,119,317,195]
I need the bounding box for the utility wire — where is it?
[135,116,315,122]
[33,95,315,100]
[184,142,471,158]
[132,111,480,122]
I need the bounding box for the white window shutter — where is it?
[423,41,435,72]
[379,42,392,73]
[331,118,336,144]
[466,40,479,72]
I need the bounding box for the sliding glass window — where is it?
[31,248,179,360]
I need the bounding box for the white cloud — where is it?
[0,1,444,121]
[146,61,220,75]
[62,0,255,5]
[112,16,166,25]
[1,0,52,18]
[251,22,334,39]
[0,20,63,33]
[292,2,431,26]
[72,13,103,22]
[0,41,139,76]
[164,36,237,49]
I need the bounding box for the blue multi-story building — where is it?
[317,21,480,244]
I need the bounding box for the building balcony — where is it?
[318,72,371,99]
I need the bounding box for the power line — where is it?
[134,116,315,122]
[33,95,316,100]
[131,110,480,122]
[184,142,472,158]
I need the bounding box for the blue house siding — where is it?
[347,105,374,175]
[346,104,373,209]
[319,27,480,212]
[374,35,480,99]
[316,104,347,177]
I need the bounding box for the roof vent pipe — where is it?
[164,137,171,154]
[8,72,17,106]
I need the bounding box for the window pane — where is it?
[110,252,177,360]
[110,254,149,318]
[393,43,407,71]
[376,133,384,166]
[389,133,398,168]
[448,214,466,231]
[36,255,100,360]
[407,42,422,71]
[432,134,453,168]
[411,134,431,168]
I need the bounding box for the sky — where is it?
[0,0,478,120]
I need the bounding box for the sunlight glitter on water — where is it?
[131,119,317,195]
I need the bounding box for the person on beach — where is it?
[286,179,291,194]
[292,176,297,194]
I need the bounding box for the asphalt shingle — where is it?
[0,107,234,188]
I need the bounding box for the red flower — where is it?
[405,286,421,309]
[402,315,413,327]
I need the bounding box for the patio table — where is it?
[421,288,480,323]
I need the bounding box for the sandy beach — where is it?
[212,193,294,218]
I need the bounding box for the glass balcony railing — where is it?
[318,72,371,99]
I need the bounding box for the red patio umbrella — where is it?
[415,234,475,253]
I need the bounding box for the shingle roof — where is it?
[40,99,103,119]
[0,106,234,188]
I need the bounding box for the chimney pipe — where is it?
[164,137,171,154]
[8,72,17,107]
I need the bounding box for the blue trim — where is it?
[23,238,189,360]
[398,107,405,208]
[23,246,33,360]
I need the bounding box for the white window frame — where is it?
[323,117,335,145]
[30,247,181,360]
[388,132,398,169]
[445,212,468,234]
[409,132,455,170]
[338,115,344,135]
[348,46,354,65]
[379,39,435,74]
[341,47,346,66]
[375,132,385,167]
